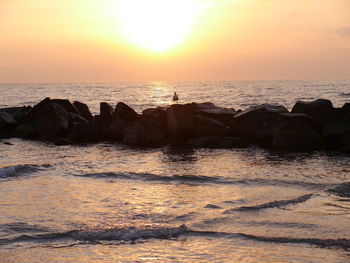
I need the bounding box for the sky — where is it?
[0,0,349,82]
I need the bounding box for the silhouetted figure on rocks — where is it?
[173,92,179,101]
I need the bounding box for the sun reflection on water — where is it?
[148,81,174,106]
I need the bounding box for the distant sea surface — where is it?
[0,80,349,263]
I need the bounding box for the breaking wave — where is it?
[75,172,328,189]
[224,193,313,213]
[0,225,189,246]
[1,224,349,250]
[0,164,51,179]
[328,182,350,198]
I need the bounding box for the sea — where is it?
[0,80,349,263]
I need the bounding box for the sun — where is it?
[115,0,201,52]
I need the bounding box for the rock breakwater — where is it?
[1,98,349,151]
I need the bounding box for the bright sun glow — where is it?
[115,0,201,52]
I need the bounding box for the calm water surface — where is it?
[0,81,349,262]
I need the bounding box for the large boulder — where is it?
[137,107,167,146]
[166,104,196,143]
[111,102,139,122]
[187,136,249,149]
[52,99,79,114]
[69,112,89,126]
[337,132,350,152]
[106,102,139,141]
[98,102,114,130]
[73,101,93,121]
[229,104,288,145]
[342,103,350,112]
[0,112,17,138]
[0,106,31,122]
[194,115,229,138]
[291,99,334,122]
[106,116,126,141]
[13,123,37,138]
[277,112,322,132]
[18,97,70,139]
[20,97,51,127]
[0,112,17,130]
[35,101,69,138]
[321,106,350,137]
[272,119,323,151]
[122,121,139,146]
[191,102,236,124]
[69,121,100,143]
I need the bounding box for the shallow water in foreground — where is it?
[0,80,350,262]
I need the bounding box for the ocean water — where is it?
[0,80,349,263]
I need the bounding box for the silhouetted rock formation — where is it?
[1,98,349,152]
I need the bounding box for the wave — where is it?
[328,182,350,198]
[340,92,350,98]
[0,222,52,234]
[223,193,313,213]
[75,172,328,190]
[191,230,350,250]
[76,172,220,184]
[238,233,350,250]
[0,225,188,246]
[0,164,51,179]
[2,224,349,250]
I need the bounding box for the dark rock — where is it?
[105,116,126,141]
[3,141,13,145]
[191,102,236,124]
[277,112,322,133]
[13,123,37,138]
[187,136,249,149]
[166,104,196,143]
[272,119,323,151]
[122,121,138,146]
[35,101,69,138]
[341,103,350,112]
[0,130,13,139]
[229,104,288,145]
[0,111,17,138]
[106,102,139,141]
[20,97,51,126]
[99,102,114,130]
[68,112,89,132]
[69,112,89,125]
[292,99,334,122]
[195,115,229,138]
[337,132,350,151]
[138,125,165,146]
[69,121,100,143]
[0,112,17,130]
[142,107,167,122]
[112,102,139,122]
[321,106,350,137]
[0,106,31,122]
[137,107,167,146]
[73,101,93,121]
[54,137,74,146]
[52,99,79,114]
[322,118,350,137]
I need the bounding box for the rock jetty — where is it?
[0,98,349,152]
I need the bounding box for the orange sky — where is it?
[0,0,349,82]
